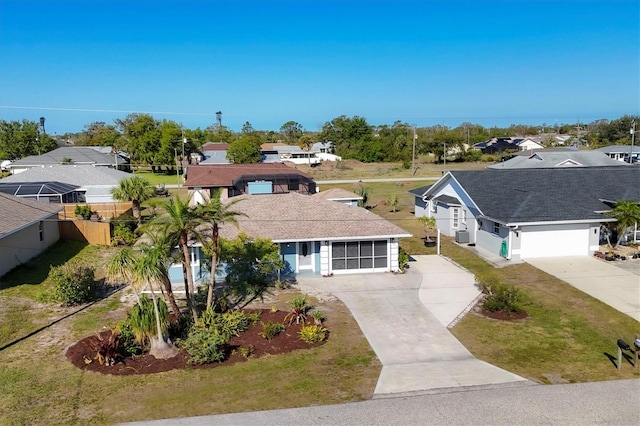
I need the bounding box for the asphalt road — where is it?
[163,177,438,189]
[128,379,640,425]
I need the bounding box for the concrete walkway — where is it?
[298,256,528,395]
[527,256,640,322]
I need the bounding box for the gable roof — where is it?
[214,192,411,242]
[9,147,118,167]
[313,188,362,201]
[184,163,312,187]
[408,184,432,197]
[201,142,230,151]
[594,145,640,154]
[488,151,628,169]
[0,193,62,237]
[419,167,640,225]
[0,165,132,187]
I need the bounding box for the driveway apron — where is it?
[526,256,640,322]
[298,256,527,395]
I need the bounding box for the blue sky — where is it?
[0,0,638,135]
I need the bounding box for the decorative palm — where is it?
[194,190,245,309]
[605,200,640,247]
[148,195,204,321]
[111,175,155,223]
[298,135,314,167]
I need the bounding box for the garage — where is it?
[520,224,590,258]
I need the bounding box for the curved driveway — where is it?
[298,255,528,395]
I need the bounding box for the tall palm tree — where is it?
[148,195,203,320]
[194,191,245,309]
[111,175,155,223]
[298,135,314,167]
[605,200,640,247]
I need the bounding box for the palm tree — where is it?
[298,135,314,167]
[106,246,178,359]
[605,200,640,247]
[111,175,155,223]
[148,195,203,321]
[195,191,245,309]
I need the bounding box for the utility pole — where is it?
[181,128,186,175]
[443,142,447,168]
[411,125,417,175]
[630,121,636,163]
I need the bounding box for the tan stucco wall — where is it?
[0,213,60,278]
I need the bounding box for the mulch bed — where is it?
[66,309,326,375]
[480,309,528,321]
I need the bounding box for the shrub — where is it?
[398,247,409,272]
[311,310,323,324]
[86,330,121,366]
[200,308,250,340]
[49,262,96,306]
[74,204,92,220]
[483,283,526,314]
[299,325,328,343]
[115,318,144,356]
[260,321,285,340]
[246,311,262,326]
[181,327,228,365]
[112,222,138,246]
[284,295,309,325]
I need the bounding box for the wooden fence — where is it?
[59,220,112,245]
[59,202,132,221]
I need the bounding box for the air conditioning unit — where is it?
[455,230,469,244]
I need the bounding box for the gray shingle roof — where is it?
[313,188,362,200]
[442,167,640,224]
[0,193,62,236]
[9,147,118,167]
[489,151,629,169]
[0,165,132,187]
[408,184,432,197]
[213,192,411,241]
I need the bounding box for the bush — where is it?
[180,327,228,365]
[49,262,96,306]
[284,296,309,325]
[74,204,92,220]
[299,325,328,343]
[112,222,138,246]
[260,321,285,340]
[398,247,409,272]
[115,318,144,356]
[201,309,250,340]
[483,283,526,313]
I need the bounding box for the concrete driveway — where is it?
[526,257,640,322]
[297,256,528,395]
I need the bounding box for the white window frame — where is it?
[452,208,460,229]
[461,209,467,226]
[493,222,500,235]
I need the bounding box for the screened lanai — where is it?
[0,181,81,204]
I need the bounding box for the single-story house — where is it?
[594,145,640,163]
[184,163,316,204]
[313,187,362,206]
[8,147,128,174]
[0,193,62,278]
[473,137,544,154]
[198,142,231,165]
[410,167,640,261]
[488,150,629,169]
[0,165,134,203]
[169,192,411,283]
[260,143,322,165]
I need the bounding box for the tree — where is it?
[318,115,373,161]
[227,134,262,163]
[76,121,121,147]
[0,119,56,160]
[298,134,314,166]
[605,200,640,247]
[194,192,245,309]
[115,113,160,166]
[354,185,370,208]
[219,233,284,308]
[280,121,304,145]
[241,121,255,134]
[148,196,204,321]
[106,246,178,359]
[111,175,155,223]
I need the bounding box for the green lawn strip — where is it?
[0,298,380,425]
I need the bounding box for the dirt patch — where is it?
[66,309,327,375]
[478,308,529,321]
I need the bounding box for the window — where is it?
[452,208,459,229]
[39,221,44,242]
[493,222,500,234]
[461,209,467,226]
[430,200,437,213]
[332,240,387,270]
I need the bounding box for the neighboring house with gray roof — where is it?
[488,150,629,169]
[170,192,411,282]
[410,167,640,261]
[8,147,127,174]
[594,145,640,163]
[312,187,362,206]
[0,193,62,278]
[0,165,133,203]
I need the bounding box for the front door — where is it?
[298,241,313,271]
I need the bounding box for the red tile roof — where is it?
[184,163,312,187]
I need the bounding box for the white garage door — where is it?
[520,224,590,258]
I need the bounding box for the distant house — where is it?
[0,193,62,277]
[0,165,134,203]
[260,143,322,165]
[594,145,640,163]
[198,142,231,165]
[488,150,629,169]
[168,192,411,283]
[184,163,316,205]
[313,187,362,206]
[410,167,640,260]
[8,147,128,174]
[473,137,544,154]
